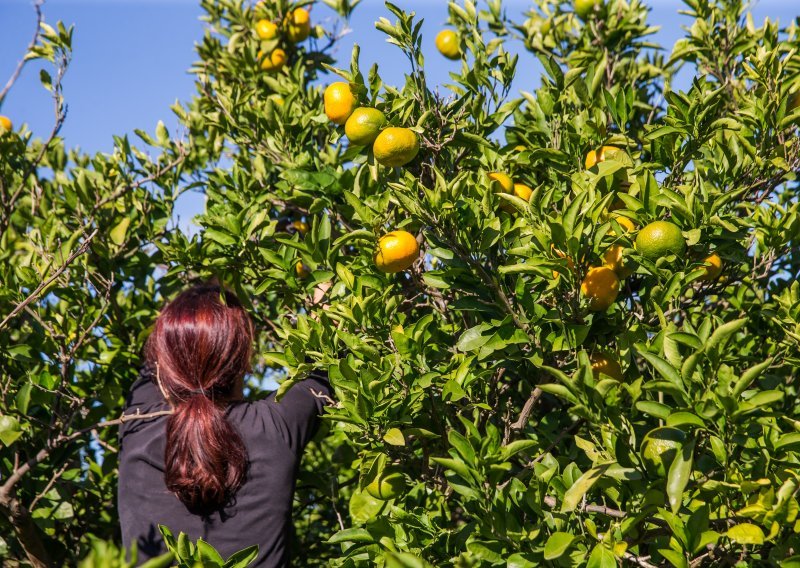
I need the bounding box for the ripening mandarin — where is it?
[344,107,387,146]
[373,128,420,168]
[0,116,12,132]
[255,19,278,40]
[285,8,311,42]
[295,261,311,278]
[603,245,634,279]
[365,468,406,500]
[585,145,632,169]
[513,183,533,201]
[698,252,723,281]
[324,82,357,125]
[640,427,686,478]
[435,30,460,59]
[635,221,686,260]
[260,48,287,72]
[488,172,514,194]
[574,0,602,20]
[581,266,620,311]
[374,230,419,273]
[590,353,623,381]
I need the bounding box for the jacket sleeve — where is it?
[261,370,333,454]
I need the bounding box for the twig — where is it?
[624,552,659,568]
[542,494,627,519]
[0,408,173,497]
[511,387,543,430]
[0,1,43,104]
[0,229,98,332]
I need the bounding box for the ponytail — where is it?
[164,393,247,513]
[146,285,253,513]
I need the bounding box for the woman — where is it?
[118,284,331,567]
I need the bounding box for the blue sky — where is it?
[1,0,797,229]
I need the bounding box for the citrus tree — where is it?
[3,0,800,566]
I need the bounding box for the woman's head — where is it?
[145,284,253,513]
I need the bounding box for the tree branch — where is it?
[0,0,43,104]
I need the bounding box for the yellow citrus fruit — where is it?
[608,214,636,236]
[365,468,406,500]
[488,172,514,193]
[0,116,11,133]
[344,107,387,146]
[324,82,357,125]
[268,94,285,107]
[698,252,723,281]
[290,220,309,234]
[285,8,311,42]
[375,230,419,273]
[590,353,623,381]
[585,145,632,169]
[435,30,460,60]
[255,19,278,40]
[260,48,287,72]
[295,261,310,278]
[635,221,686,260]
[514,144,527,152]
[552,245,575,280]
[640,427,686,478]
[574,0,602,20]
[513,183,533,201]
[581,266,620,311]
[373,128,420,167]
[603,245,634,279]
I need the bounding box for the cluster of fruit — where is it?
[323,82,422,274]
[254,5,311,73]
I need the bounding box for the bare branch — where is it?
[0,0,43,104]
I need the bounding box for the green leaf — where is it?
[586,544,616,568]
[138,552,176,568]
[732,358,772,397]
[667,436,695,513]
[637,350,683,390]
[383,428,405,446]
[727,523,765,545]
[543,532,576,560]
[197,539,224,568]
[707,318,747,353]
[326,528,374,544]
[223,545,259,568]
[561,464,609,512]
[109,217,131,246]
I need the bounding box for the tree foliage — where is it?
[2,0,800,566]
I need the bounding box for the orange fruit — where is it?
[603,245,633,279]
[580,266,620,311]
[365,468,405,500]
[435,30,460,60]
[608,214,635,235]
[552,245,575,280]
[591,353,623,381]
[0,116,12,132]
[260,48,287,72]
[698,252,723,281]
[290,220,309,234]
[513,183,533,201]
[295,261,311,278]
[373,128,420,167]
[344,107,386,146]
[375,230,419,273]
[585,145,632,169]
[285,7,311,42]
[324,82,357,125]
[488,172,513,193]
[635,221,685,260]
[640,427,686,478]
[574,0,601,20]
[255,19,278,40]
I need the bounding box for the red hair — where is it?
[145,285,253,513]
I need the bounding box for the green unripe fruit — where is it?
[344,107,387,146]
[635,221,686,260]
[640,427,686,478]
[365,468,406,500]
